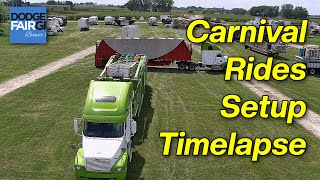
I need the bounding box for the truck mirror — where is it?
[131,120,137,136]
[73,118,83,136]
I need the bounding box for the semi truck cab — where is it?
[200,42,228,70]
[74,81,137,180]
[73,54,147,180]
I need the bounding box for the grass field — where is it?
[304,35,320,45]
[2,19,320,179]
[1,51,320,179]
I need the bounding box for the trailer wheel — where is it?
[309,68,317,75]
[188,63,196,71]
[178,63,187,70]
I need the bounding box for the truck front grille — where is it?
[85,158,111,172]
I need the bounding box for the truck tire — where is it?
[178,63,187,70]
[309,68,317,75]
[188,63,196,71]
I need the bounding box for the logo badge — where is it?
[10,7,47,44]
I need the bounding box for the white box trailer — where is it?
[89,16,98,25]
[78,18,90,31]
[46,18,58,36]
[122,25,139,38]
[104,16,115,25]
[148,17,158,26]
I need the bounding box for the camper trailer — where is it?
[89,16,98,25]
[104,16,115,25]
[46,18,58,36]
[78,18,90,31]
[148,17,158,26]
[122,25,139,38]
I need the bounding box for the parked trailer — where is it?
[89,16,98,25]
[57,16,68,26]
[244,38,287,56]
[294,45,320,75]
[78,18,90,31]
[114,17,135,26]
[95,38,228,71]
[105,16,115,25]
[122,25,139,38]
[95,38,192,68]
[74,53,147,180]
[172,17,188,29]
[244,17,288,56]
[46,18,58,36]
[148,17,158,26]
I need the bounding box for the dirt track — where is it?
[288,43,303,49]
[192,45,320,138]
[234,75,320,138]
[0,46,95,98]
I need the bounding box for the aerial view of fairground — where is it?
[1,0,320,179]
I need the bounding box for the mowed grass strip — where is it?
[218,42,320,115]
[1,51,320,179]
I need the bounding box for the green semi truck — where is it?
[73,53,148,180]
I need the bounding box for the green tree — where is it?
[125,0,151,11]
[47,0,56,5]
[281,4,294,18]
[151,0,173,12]
[0,1,8,23]
[249,6,279,17]
[231,8,247,15]
[293,6,308,19]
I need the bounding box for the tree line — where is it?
[249,4,308,19]
[125,0,174,12]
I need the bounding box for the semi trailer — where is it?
[114,17,135,26]
[244,18,288,56]
[95,38,228,71]
[294,45,320,75]
[244,37,287,56]
[74,53,147,180]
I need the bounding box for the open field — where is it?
[2,51,320,179]
[2,19,320,179]
[304,35,320,45]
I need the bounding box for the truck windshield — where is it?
[83,122,124,138]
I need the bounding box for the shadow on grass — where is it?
[0,26,5,37]
[275,56,291,61]
[127,85,154,180]
[148,67,195,74]
[133,85,154,145]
